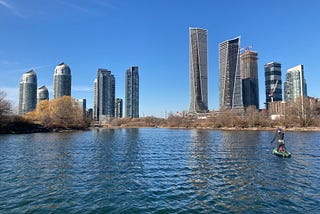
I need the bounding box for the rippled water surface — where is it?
[0,128,319,213]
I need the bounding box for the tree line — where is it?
[105,98,320,129]
[0,90,89,133]
[24,96,89,129]
[1,89,320,133]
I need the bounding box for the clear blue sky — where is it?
[1,0,320,117]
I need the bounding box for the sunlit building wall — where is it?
[264,62,282,106]
[96,69,115,121]
[284,64,307,102]
[115,98,123,118]
[19,70,37,115]
[125,66,139,118]
[37,85,49,104]
[189,27,208,113]
[75,98,87,118]
[53,62,71,99]
[219,37,243,109]
[93,79,97,120]
[241,50,259,109]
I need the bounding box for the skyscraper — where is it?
[219,37,243,109]
[264,62,282,105]
[115,98,123,118]
[75,98,87,119]
[284,64,307,102]
[95,69,115,121]
[241,49,259,109]
[53,62,71,99]
[189,27,208,113]
[125,66,139,118]
[93,79,97,120]
[37,85,49,104]
[19,70,37,115]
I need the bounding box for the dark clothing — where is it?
[271,130,285,152]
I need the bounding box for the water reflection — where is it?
[189,129,212,177]
[0,129,319,213]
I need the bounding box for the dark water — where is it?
[0,128,319,213]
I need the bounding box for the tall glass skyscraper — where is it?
[219,37,243,109]
[95,69,115,121]
[264,62,282,105]
[93,79,97,120]
[37,85,49,104]
[241,49,259,109]
[53,62,71,99]
[189,27,208,113]
[19,70,37,115]
[284,64,307,102]
[125,66,139,118]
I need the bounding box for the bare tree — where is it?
[0,90,12,120]
[25,96,87,129]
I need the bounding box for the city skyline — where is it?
[1,1,320,117]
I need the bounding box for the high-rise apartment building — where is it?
[115,98,123,118]
[125,66,139,118]
[284,64,307,102]
[19,70,37,115]
[219,37,243,109]
[37,85,49,104]
[241,49,259,109]
[95,69,115,121]
[75,98,87,118]
[53,62,71,99]
[189,27,208,113]
[264,62,282,105]
[93,79,97,120]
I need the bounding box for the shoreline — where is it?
[2,124,320,135]
[90,125,320,132]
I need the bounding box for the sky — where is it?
[1,0,320,117]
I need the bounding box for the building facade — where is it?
[115,98,123,118]
[125,66,139,118]
[219,37,243,109]
[95,69,115,121]
[241,49,259,109]
[189,27,208,113]
[93,79,97,120]
[75,98,87,119]
[264,62,282,105]
[19,70,37,115]
[53,62,71,99]
[284,64,307,102]
[37,85,49,104]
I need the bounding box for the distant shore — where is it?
[2,118,320,135]
[90,124,320,132]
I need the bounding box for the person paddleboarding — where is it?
[270,127,286,152]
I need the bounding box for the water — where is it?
[0,128,319,213]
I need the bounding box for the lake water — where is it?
[0,128,319,213]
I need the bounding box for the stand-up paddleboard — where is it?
[272,147,291,158]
